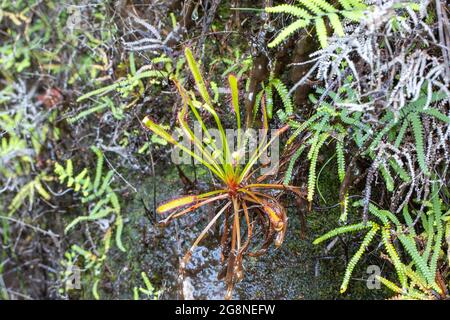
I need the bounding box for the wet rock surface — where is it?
[111,167,388,300]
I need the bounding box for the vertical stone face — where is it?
[290,32,316,107]
[245,54,269,128]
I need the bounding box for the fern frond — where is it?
[328,13,345,37]
[283,145,306,185]
[421,108,450,123]
[65,207,114,233]
[91,146,104,191]
[315,18,328,48]
[265,4,313,20]
[268,19,309,48]
[336,140,346,182]
[313,221,375,245]
[340,224,379,293]
[271,78,293,116]
[298,0,325,15]
[398,234,434,285]
[389,158,411,183]
[381,224,407,288]
[379,163,394,192]
[287,112,323,144]
[307,133,329,202]
[376,276,403,294]
[394,119,408,148]
[429,184,443,280]
[408,113,429,175]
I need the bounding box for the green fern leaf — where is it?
[336,140,346,182]
[315,18,328,48]
[307,133,329,202]
[268,19,309,48]
[381,224,407,288]
[340,224,379,293]
[283,145,306,185]
[265,4,313,20]
[313,221,375,245]
[328,13,345,36]
[408,113,429,175]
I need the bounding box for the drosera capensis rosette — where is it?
[142,47,304,299]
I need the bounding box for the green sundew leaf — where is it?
[328,13,345,37]
[268,19,309,48]
[142,117,177,145]
[184,48,212,105]
[176,111,225,179]
[315,18,328,48]
[228,75,241,131]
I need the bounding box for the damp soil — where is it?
[110,165,389,300]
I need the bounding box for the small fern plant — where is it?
[55,147,126,299]
[314,186,449,298]
[284,80,365,218]
[253,74,294,122]
[265,0,368,48]
[366,88,449,177]
[77,52,168,105]
[54,146,125,252]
